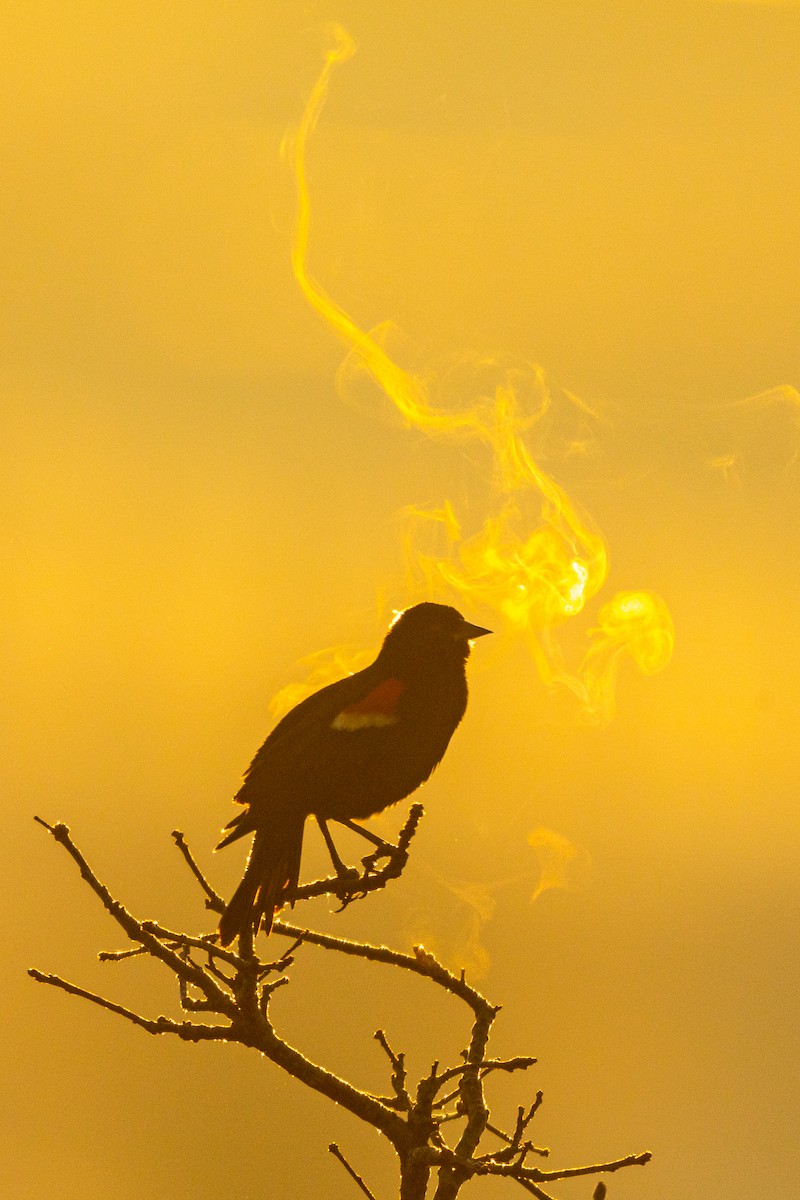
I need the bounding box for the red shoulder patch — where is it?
[331,678,405,730]
[346,678,405,716]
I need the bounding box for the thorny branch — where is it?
[29,815,652,1199]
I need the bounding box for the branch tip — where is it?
[33,814,68,839]
[328,1142,379,1200]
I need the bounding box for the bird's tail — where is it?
[218,816,305,947]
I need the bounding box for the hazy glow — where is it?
[527,826,592,903]
[579,591,676,718]
[288,26,674,720]
[403,871,497,979]
[8,7,800,1200]
[269,644,373,720]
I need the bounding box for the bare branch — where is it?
[513,1182,555,1200]
[31,815,653,1199]
[432,1000,494,1200]
[98,923,243,975]
[34,817,238,1019]
[273,923,495,1020]
[482,1096,549,1163]
[434,1056,538,1091]
[190,803,427,925]
[172,829,225,909]
[524,1150,653,1183]
[394,802,425,851]
[419,1144,653,1189]
[139,921,242,970]
[374,1028,401,1068]
[98,945,145,963]
[277,803,426,914]
[258,975,290,1017]
[329,1143,379,1200]
[235,1002,408,1145]
[27,968,227,1042]
[375,1029,412,1112]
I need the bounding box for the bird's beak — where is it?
[460,620,492,641]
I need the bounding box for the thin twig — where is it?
[328,1143,379,1200]
[514,1182,555,1200]
[99,923,242,971]
[375,1029,412,1112]
[27,969,227,1042]
[139,921,242,969]
[34,817,237,1018]
[273,923,494,1020]
[481,1095,549,1163]
[484,1122,549,1161]
[423,1145,652,1186]
[172,829,225,909]
[434,1056,537,1090]
[374,1028,401,1068]
[98,945,145,962]
[524,1150,653,1182]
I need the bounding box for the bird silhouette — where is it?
[217,602,490,945]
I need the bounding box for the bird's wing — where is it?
[239,667,387,784]
[218,665,408,845]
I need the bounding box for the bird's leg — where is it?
[333,817,397,870]
[335,818,390,849]
[317,818,360,882]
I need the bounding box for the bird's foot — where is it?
[360,840,399,874]
[331,863,361,902]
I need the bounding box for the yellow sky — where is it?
[5,4,799,1199]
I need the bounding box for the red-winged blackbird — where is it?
[217,602,490,945]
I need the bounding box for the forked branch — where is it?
[29,816,651,1199]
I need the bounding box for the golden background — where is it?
[4,3,799,1197]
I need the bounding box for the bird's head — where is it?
[380,602,491,667]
